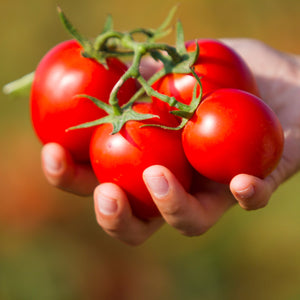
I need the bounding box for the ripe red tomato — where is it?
[182,89,284,184]
[152,39,259,110]
[90,102,193,219]
[30,39,137,162]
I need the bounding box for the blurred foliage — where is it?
[1,0,300,299]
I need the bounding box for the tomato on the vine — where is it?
[30,39,137,162]
[90,102,193,220]
[182,89,284,184]
[152,39,259,110]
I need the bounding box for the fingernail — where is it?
[97,192,118,216]
[44,153,62,174]
[144,174,169,198]
[235,185,255,200]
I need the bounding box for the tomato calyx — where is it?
[68,95,158,134]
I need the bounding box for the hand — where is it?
[41,143,98,196]
[41,39,300,245]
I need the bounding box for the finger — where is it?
[94,183,164,246]
[41,143,98,196]
[230,173,277,210]
[143,165,235,236]
[139,56,163,80]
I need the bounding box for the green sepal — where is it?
[102,14,114,33]
[68,107,159,135]
[171,67,203,118]
[58,6,109,65]
[189,66,203,111]
[156,5,178,34]
[142,67,203,131]
[175,20,186,54]
[170,76,201,121]
[74,94,114,114]
[57,7,92,52]
[149,23,199,77]
[140,116,187,131]
[170,22,199,74]
[110,109,159,134]
[148,4,179,42]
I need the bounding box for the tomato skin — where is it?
[152,39,259,110]
[182,89,284,184]
[90,102,193,219]
[30,40,137,162]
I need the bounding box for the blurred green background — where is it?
[1,0,300,299]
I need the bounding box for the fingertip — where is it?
[144,166,207,236]
[143,165,171,199]
[230,174,255,200]
[93,183,164,246]
[230,174,272,210]
[143,165,188,217]
[94,183,129,218]
[41,143,71,181]
[41,143,97,196]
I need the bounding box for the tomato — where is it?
[30,39,137,162]
[152,39,259,110]
[90,102,193,219]
[182,89,284,184]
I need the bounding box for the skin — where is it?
[41,38,300,246]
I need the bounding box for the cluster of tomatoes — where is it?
[30,36,284,220]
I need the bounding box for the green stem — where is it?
[2,72,34,97]
[145,43,182,64]
[121,67,167,109]
[136,75,191,111]
[129,28,155,38]
[108,77,124,115]
[109,43,144,112]
[94,30,124,51]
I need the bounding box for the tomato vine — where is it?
[4,6,203,133]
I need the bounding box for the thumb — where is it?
[230,174,277,210]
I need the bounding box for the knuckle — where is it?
[240,200,268,211]
[96,213,123,234]
[100,219,147,247]
[103,220,123,235]
[239,203,257,211]
[160,202,185,217]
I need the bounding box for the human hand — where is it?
[41,39,300,245]
[41,143,98,196]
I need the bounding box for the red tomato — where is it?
[30,39,137,162]
[90,102,193,219]
[182,89,284,184]
[152,39,259,110]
